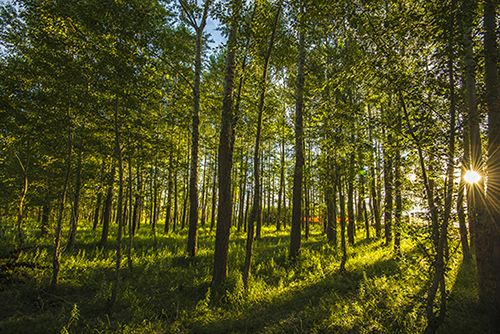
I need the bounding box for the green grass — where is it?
[0,220,486,333]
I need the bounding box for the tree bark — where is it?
[127,143,134,270]
[109,97,124,309]
[51,99,72,289]
[100,161,115,247]
[276,131,285,231]
[237,152,246,231]
[394,118,402,256]
[165,150,173,234]
[383,131,393,246]
[186,0,211,257]
[289,0,306,259]
[173,167,178,232]
[67,128,83,249]
[212,0,240,290]
[338,174,347,271]
[347,151,355,245]
[479,0,500,326]
[210,151,218,232]
[41,200,51,235]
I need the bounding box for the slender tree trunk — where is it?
[15,142,30,249]
[100,162,115,247]
[304,171,310,240]
[289,0,306,259]
[93,192,102,231]
[237,153,247,231]
[244,188,251,232]
[347,152,355,245]
[109,98,124,309]
[41,200,51,235]
[132,161,142,235]
[173,167,178,232]
[394,124,402,256]
[326,162,338,248]
[212,0,240,290]
[51,100,72,288]
[242,0,281,290]
[368,106,381,238]
[383,131,393,246]
[276,135,285,231]
[457,167,471,262]
[165,151,173,234]
[339,174,347,271]
[458,83,472,262]
[152,160,159,236]
[424,9,457,330]
[186,0,211,257]
[181,177,188,230]
[67,128,83,249]
[242,6,281,280]
[200,155,208,228]
[210,151,218,232]
[256,155,264,239]
[462,0,482,252]
[358,150,370,240]
[127,144,134,270]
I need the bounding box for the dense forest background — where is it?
[0,0,498,333]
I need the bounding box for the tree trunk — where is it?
[394,123,402,257]
[242,0,281,281]
[339,174,347,271]
[109,98,124,309]
[51,99,72,288]
[15,141,30,249]
[173,167,178,232]
[212,0,240,290]
[41,200,51,235]
[479,0,500,326]
[100,162,115,247]
[289,0,306,259]
[186,0,211,257]
[368,106,381,238]
[200,155,208,227]
[276,133,285,231]
[237,152,246,231]
[383,131,393,246]
[326,163,337,248]
[457,167,471,262]
[132,161,142,235]
[67,128,83,249]
[210,151,218,232]
[127,145,134,270]
[152,160,159,237]
[424,8,457,330]
[165,151,173,234]
[347,152,355,245]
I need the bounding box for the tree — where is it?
[478,0,500,327]
[212,0,241,290]
[182,0,212,257]
[243,0,282,290]
[289,0,306,260]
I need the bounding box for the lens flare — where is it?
[464,170,481,184]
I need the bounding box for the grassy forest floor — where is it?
[0,221,490,333]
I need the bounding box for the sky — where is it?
[205,17,226,49]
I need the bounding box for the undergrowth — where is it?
[0,219,486,333]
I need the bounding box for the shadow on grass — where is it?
[439,260,490,334]
[193,255,402,333]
